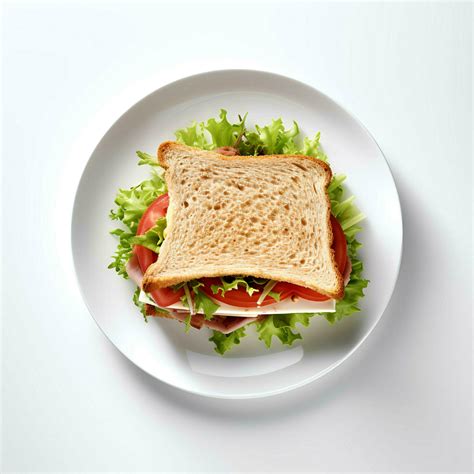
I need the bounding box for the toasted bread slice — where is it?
[142,141,344,299]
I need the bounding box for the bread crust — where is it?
[142,141,344,300]
[157,140,332,176]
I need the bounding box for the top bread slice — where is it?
[142,141,344,299]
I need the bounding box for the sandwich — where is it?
[109,111,368,354]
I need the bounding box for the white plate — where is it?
[72,70,402,399]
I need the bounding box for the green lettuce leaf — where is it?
[241,118,299,155]
[324,258,368,323]
[136,151,159,167]
[130,217,166,253]
[108,228,134,278]
[175,121,211,150]
[328,174,365,237]
[179,280,221,320]
[109,169,166,234]
[109,164,166,235]
[204,109,246,148]
[109,151,167,277]
[189,281,220,320]
[210,276,260,297]
[194,290,220,320]
[132,287,148,322]
[268,291,281,302]
[256,313,312,348]
[209,327,247,355]
[302,132,328,162]
[175,110,246,150]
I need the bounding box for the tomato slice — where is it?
[201,278,293,307]
[330,214,347,275]
[135,193,169,273]
[279,283,330,301]
[148,287,184,307]
[135,193,184,306]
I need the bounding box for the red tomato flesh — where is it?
[134,194,185,306]
[200,278,293,307]
[135,193,169,273]
[330,214,347,275]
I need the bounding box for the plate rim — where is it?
[71,68,403,399]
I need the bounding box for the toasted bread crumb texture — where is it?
[143,142,343,299]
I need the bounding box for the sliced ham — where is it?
[166,310,205,329]
[126,253,144,287]
[343,256,352,286]
[215,146,239,156]
[204,315,259,334]
[159,310,258,334]
[145,304,157,316]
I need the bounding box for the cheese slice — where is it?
[139,290,335,316]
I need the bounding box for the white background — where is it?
[1,1,472,472]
